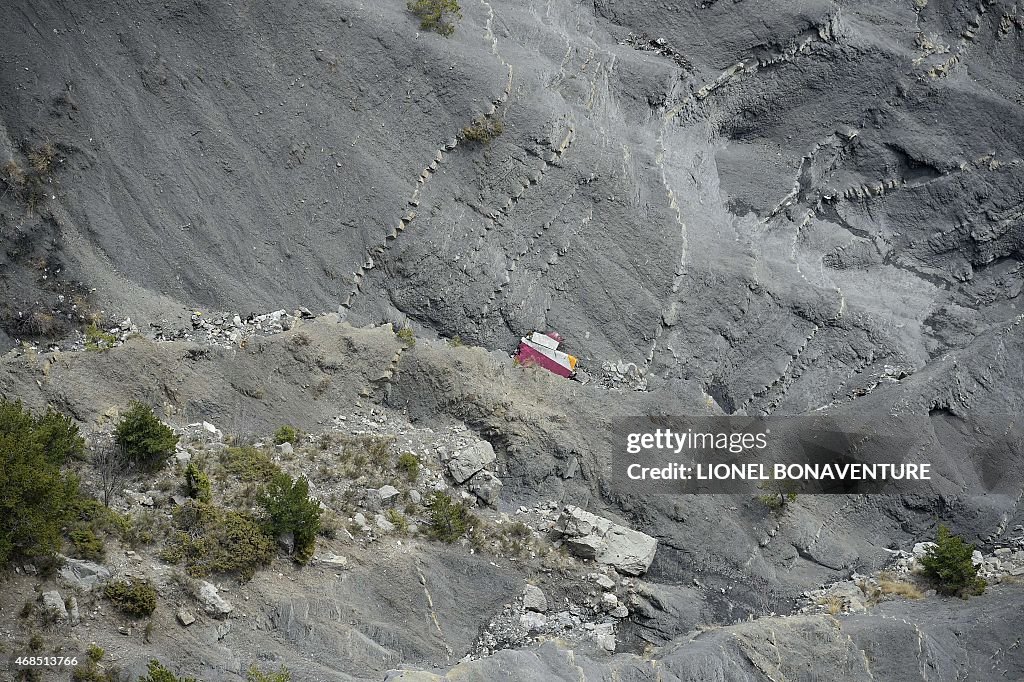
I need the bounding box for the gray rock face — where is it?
[444,441,496,483]
[553,506,657,576]
[58,557,112,591]
[197,581,233,619]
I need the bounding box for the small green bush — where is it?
[219,446,281,482]
[87,645,105,663]
[408,0,461,36]
[184,461,212,503]
[104,579,157,618]
[114,402,178,470]
[386,509,409,535]
[163,501,274,580]
[427,492,474,543]
[84,323,117,351]
[260,472,321,564]
[461,116,504,144]
[395,326,416,347]
[273,425,299,446]
[921,525,987,598]
[247,665,291,682]
[397,452,420,482]
[138,660,197,682]
[69,528,105,561]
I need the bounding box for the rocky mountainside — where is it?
[1,0,1022,680]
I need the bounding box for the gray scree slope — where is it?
[0,0,1022,679]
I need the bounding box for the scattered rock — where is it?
[519,611,547,633]
[177,608,196,626]
[523,584,548,613]
[276,442,294,456]
[552,506,658,575]
[444,440,496,483]
[593,574,616,591]
[408,489,422,505]
[197,581,233,618]
[366,485,400,511]
[375,514,396,533]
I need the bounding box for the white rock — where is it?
[276,442,294,456]
[593,574,616,590]
[912,542,936,558]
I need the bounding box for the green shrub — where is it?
[397,452,420,482]
[104,579,157,618]
[260,472,321,564]
[921,525,987,598]
[427,492,474,543]
[461,116,504,144]
[407,0,461,36]
[0,399,81,566]
[219,446,281,482]
[386,509,409,535]
[247,665,291,682]
[84,323,117,351]
[114,402,178,470]
[72,646,111,682]
[395,326,416,347]
[69,528,105,561]
[32,408,86,464]
[273,425,299,446]
[138,660,197,682]
[163,501,274,580]
[184,461,212,503]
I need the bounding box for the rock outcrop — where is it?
[552,506,657,576]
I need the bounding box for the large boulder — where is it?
[468,470,503,506]
[197,581,233,618]
[41,590,68,622]
[444,441,496,483]
[58,557,112,591]
[552,506,657,576]
[523,584,548,613]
